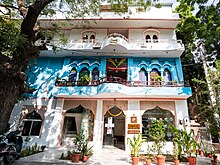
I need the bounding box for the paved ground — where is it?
[10,146,215,165]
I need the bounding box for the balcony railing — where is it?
[55,76,186,87]
[40,38,183,50]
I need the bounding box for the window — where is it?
[153,35,158,43]
[68,68,77,81]
[139,68,148,85]
[83,35,88,43]
[22,110,42,136]
[82,31,96,43]
[90,35,95,43]
[142,106,174,141]
[163,69,172,85]
[92,67,99,84]
[145,35,151,43]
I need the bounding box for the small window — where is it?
[153,35,158,43]
[83,35,88,43]
[22,110,42,136]
[145,35,151,43]
[90,35,95,43]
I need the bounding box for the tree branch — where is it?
[0,3,18,10]
[17,0,28,17]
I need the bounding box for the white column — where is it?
[175,100,190,130]
[126,100,140,153]
[93,100,103,152]
[46,98,64,147]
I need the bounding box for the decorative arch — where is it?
[163,68,172,83]
[64,104,95,139]
[139,67,148,84]
[104,105,125,117]
[142,106,174,141]
[143,29,160,34]
[68,67,77,81]
[92,67,99,82]
[22,110,42,136]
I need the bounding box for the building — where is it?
[9,1,192,153]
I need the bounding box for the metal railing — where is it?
[55,76,186,87]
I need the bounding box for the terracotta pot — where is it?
[211,160,217,165]
[72,153,81,162]
[188,157,196,165]
[174,159,180,165]
[82,155,89,162]
[157,155,166,165]
[132,156,139,165]
[146,159,151,165]
[199,150,203,156]
[213,155,218,161]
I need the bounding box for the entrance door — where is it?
[103,106,125,150]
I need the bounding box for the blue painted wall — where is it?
[26,56,190,98]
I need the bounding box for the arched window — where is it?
[163,69,172,85]
[139,68,148,85]
[90,35,95,43]
[68,68,77,81]
[92,67,99,83]
[142,106,174,141]
[83,35,88,43]
[153,35,158,43]
[79,67,90,85]
[22,110,42,136]
[145,35,151,43]
[150,68,161,85]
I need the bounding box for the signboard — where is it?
[128,130,140,134]
[128,124,140,129]
[131,115,137,123]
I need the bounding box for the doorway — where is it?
[103,106,125,150]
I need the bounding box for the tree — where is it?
[0,0,104,134]
[0,0,154,134]
[176,0,220,139]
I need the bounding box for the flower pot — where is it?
[72,153,81,162]
[174,159,180,165]
[198,150,203,156]
[211,160,217,165]
[213,155,218,161]
[82,155,89,162]
[132,156,139,165]
[188,157,196,165]
[157,155,166,165]
[146,159,151,165]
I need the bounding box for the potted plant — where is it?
[127,133,145,165]
[81,138,93,162]
[173,142,180,165]
[149,119,166,165]
[146,143,153,165]
[72,131,85,162]
[211,150,218,165]
[78,75,91,86]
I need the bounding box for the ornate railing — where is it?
[55,76,187,87]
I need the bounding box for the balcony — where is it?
[55,76,187,87]
[54,77,192,99]
[41,37,184,57]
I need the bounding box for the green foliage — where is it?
[149,119,165,155]
[0,17,27,58]
[73,131,93,155]
[170,125,198,157]
[78,75,91,85]
[20,143,45,157]
[127,133,145,157]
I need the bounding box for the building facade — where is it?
[10,1,192,153]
